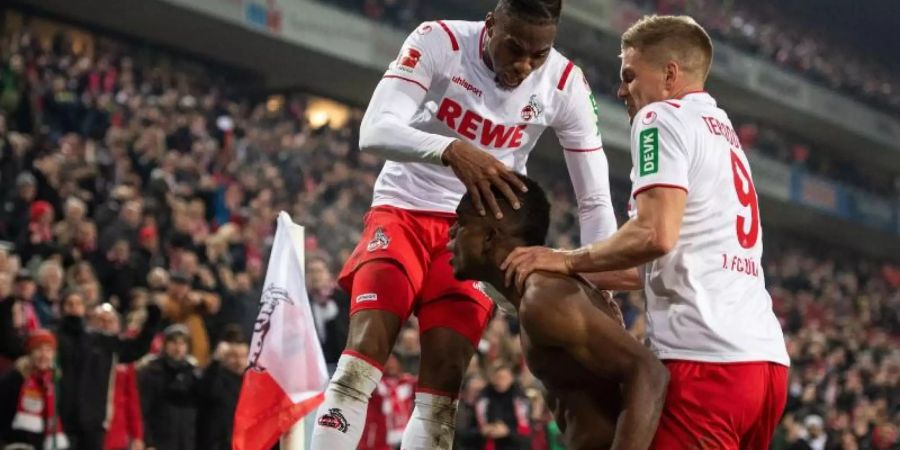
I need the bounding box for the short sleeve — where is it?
[630,103,690,198]
[553,65,604,152]
[383,21,455,91]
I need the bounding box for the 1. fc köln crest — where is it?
[521,94,544,121]
[367,227,391,252]
[248,284,295,372]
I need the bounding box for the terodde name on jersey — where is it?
[436,97,527,149]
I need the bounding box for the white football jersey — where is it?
[369,20,616,243]
[628,92,789,366]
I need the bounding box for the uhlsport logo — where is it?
[639,128,659,176]
[366,227,390,252]
[248,284,295,372]
[317,408,349,433]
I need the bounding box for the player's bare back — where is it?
[519,274,628,449]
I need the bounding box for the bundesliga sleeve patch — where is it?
[639,128,659,176]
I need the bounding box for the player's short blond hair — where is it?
[621,15,713,81]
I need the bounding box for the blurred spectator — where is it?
[138,324,199,450]
[455,375,486,450]
[89,304,145,450]
[379,353,416,448]
[33,259,64,327]
[55,290,161,450]
[306,255,349,369]
[197,339,248,450]
[359,352,417,450]
[159,272,220,367]
[394,327,421,376]
[0,329,68,450]
[476,362,531,450]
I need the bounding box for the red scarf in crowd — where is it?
[12,368,69,450]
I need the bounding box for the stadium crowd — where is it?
[0,13,897,450]
[319,0,900,117]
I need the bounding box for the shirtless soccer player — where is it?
[310,1,627,449]
[448,174,668,450]
[503,16,791,450]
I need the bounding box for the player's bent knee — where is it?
[418,327,475,393]
[344,309,403,366]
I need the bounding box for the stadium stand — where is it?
[0,4,897,450]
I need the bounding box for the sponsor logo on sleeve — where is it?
[588,92,601,135]
[398,47,422,72]
[417,23,433,35]
[642,110,657,125]
[639,128,659,176]
[355,293,378,303]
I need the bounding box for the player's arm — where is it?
[563,105,689,273]
[520,275,668,450]
[552,66,618,245]
[580,270,642,291]
[358,23,455,165]
[359,22,527,218]
[551,68,641,288]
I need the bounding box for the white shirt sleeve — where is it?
[630,103,691,198]
[358,22,457,165]
[552,66,617,244]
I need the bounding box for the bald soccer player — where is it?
[448,174,668,450]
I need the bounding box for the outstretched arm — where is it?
[520,275,668,450]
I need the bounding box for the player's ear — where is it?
[664,60,678,92]
[485,12,495,37]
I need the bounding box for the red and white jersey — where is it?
[628,92,789,366]
[363,20,617,244]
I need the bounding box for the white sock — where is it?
[310,352,383,450]
[400,391,459,450]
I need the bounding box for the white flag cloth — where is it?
[233,212,329,450]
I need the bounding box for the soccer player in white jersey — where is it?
[310,1,630,449]
[502,15,791,449]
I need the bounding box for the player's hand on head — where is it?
[441,140,528,219]
[501,246,573,292]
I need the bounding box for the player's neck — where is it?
[667,83,705,100]
[484,243,525,307]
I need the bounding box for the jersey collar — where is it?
[677,90,716,106]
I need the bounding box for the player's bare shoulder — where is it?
[518,273,587,344]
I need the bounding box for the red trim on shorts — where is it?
[564,146,603,153]
[383,75,428,92]
[632,183,688,199]
[416,386,459,400]
[342,349,385,372]
[437,21,460,51]
[662,100,681,108]
[676,90,708,99]
[662,359,790,368]
[557,61,575,90]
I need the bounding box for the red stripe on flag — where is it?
[233,370,325,450]
[437,21,460,51]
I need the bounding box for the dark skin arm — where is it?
[519,274,668,450]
